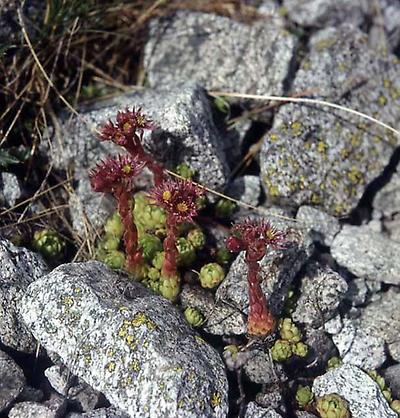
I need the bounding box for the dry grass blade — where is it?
[210,91,400,138]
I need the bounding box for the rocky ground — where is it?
[1,0,400,417]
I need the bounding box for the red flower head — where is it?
[99,108,153,148]
[89,154,145,193]
[226,218,285,262]
[148,178,204,224]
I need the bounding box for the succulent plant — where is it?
[104,250,125,270]
[184,307,205,327]
[215,247,231,265]
[214,198,236,218]
[296,385,314,408]
[104,212,124,238]
[390,400,400,415]
[271,339,292,362]
[199,263,225,289]
[315,394,350,418]
[175,163,194,180]
[139,233,163,262]
[187,227,206,250]
[327,357,343,370]
[33,229,66,261]
[152,251,165,270]
[279,318,302,343]
[292,341,308,358]
[159,275,180,301]
[176,237,196,267]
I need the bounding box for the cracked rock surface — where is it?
[260,24,400,216]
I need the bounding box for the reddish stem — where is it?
[246,259,276,337]
[161,219,179,278]
[114,185,142,268]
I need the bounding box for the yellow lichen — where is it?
[317,141,328,154]
[131,312,148,327]
[211,391,222,408]
[270,133,279,142]
[347,167,362,184]
[106,361,116,372]
[291,121,303,136]
[129,359,141,372]
[61,296,74,307]
[377,95,388,107]
[125,334,137,349]
[315,37,336,51]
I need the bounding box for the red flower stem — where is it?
[161,219,179,278]
[247,259,276,336]
[114,185,142,268]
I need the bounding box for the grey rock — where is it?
[8,402,57,418]
[179,284,246,336]
[0,238,48,352]
[373,169,400,242]
[68,381,102,412]
[49,84,229,232]
[324,314,343,335]
[16,386,44,403]
[216,218,313,318]
[45,364,70,395]
[203,301,247,336]
[359,289,400,362]
[344,278,381,306]
[0,172,22,208]
[374,170,400,219]
[244,402,283,418]
[43,392,68,418]
[283,0,368,27]
[225,175,261,207]
[255,388,284,412]
[144,11,296,98]
[331,225,400,285]
[295,412,318,418]
[0,1,44,46]
[260,25,400,216]
[304,327,336,370]
[45,364,101,411]
[312,364,397,418]
[296,205,341,246]
[66,407,130,418]
[369,0,400,53]
[0,350,26,413]
[332,316,386,369]
[292,263,348,328]
[19,261,228,418]
[382,364,400,399]
[242,349,286,385]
